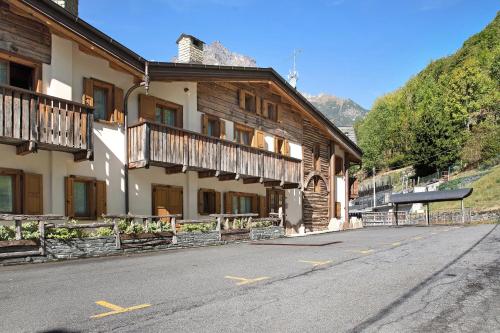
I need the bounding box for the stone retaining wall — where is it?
[46,237,119,260]
[250,226,284,240]
[176,231,220,246]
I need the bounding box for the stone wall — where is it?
[250,226,284,240]
[176,231,220,247]
[471,209,500,222]
[46,237,120,260]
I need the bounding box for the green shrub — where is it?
[46,219,85,240]
[145,221,172,233]
[21,222,40,240]
[89,227,114,238]
[125,223,144,235]
[181,223,213,233]
[253,220,273,228]
[0,225,15,241]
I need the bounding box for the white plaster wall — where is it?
[335,145,346,221]
[42,35,72,100]
[289,142,302,160]
[224,120,234,141]
[264,135,275,152]
[285,188,302,226]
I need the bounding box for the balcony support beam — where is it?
[264,181,281,187]
[218,173,238,181]
[165,165,187,174]
[16,140,37,155]
[282,183,300,189]
[198,170,217,178]
[73,149,92,162]
[243,177,263,184]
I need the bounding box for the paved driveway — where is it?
[0,224,498,332]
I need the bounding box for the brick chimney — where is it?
[176,34,205,64]
[52,0,79,16]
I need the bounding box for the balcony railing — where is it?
[128,121,302,186]
[0,84,93,160]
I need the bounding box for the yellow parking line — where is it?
[225,275,269,286]
[299,260,332,267]
[351,249,374,254]
[91,300,151,319]
[413,236,423,240]
[392,242,401,246]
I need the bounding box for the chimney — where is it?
[52,0,79,16]
[176,34,205,64]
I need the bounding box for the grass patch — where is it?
[432,164,500,212]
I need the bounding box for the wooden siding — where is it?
[197,82,303,142]
[0,2,51,64]
[0,84,93,156]
[128,121,301,185]
[302,119,331,231]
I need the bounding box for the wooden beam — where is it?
[243,177,262,184]
[165,165,186,174]
[198,170,217,179]
[218,173,238,181]
[16,141,36,155]
[73,150,91,162]
[264,181,281,187]
[282,183,300,189]
[128,160,148,169]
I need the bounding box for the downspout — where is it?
[124,62,150,214]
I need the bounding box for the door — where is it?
[152,185,183,218]
[267,189,285,218]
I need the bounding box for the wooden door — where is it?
[267,189,285,217]
[152,185,183,217]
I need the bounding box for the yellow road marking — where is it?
[351,249,374,254]
[299,260,332,267]
[431,232,437,235]
[413,236,423,240]
[225,275,269,286]
[91,300,151,319]
[392,242,401,246]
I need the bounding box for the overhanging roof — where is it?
[390,188,473,204]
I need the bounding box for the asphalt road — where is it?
[0,224,499,333]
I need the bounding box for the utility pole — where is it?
[372,167,376,209]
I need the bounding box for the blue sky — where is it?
[80,0,498,109]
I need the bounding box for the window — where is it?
[313,144,321,171]
[234,124,253,146]
[83,78,124,124]
[156,104,177,126]
[207,118,219,137]
[65,176,106,219]
[0,59,35,90]
[201,114,225,138]
[0,168,42,214]
[335,156,344,176]
[198,189,221,215]
[225,192,260,215]
[239,89,256,113]
[232,195,252,214]
[0,175,14,213]
[265,101,278,121]
[314,177,321,193]
[275,137,290,155]
[267,189,285,215]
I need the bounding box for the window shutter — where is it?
[95,180,107,219]
[259,195,267,218]
[252,131,265,149]
[335,202,341,218]
[201,114,208,135]
[64,177,74,217]
[238,90,245,109]
[282,140,290,156]
[251,195,259,214]
[215,191,221,214]
[276,104,283,123]
[82,78,94,106]
[113,86,124,125]
[198,189,204,214]
[262,100,269,118]
[219,120,226,139]
[23,173,43,215]
[255,96,261,115]
[224,192,233,214]
[176,106,183,128]
[139,94,156,122]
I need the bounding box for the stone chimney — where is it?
[176,34,205,64]
[52,0,79,16]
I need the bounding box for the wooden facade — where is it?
[128,121,301,185]
[0,84,94,160]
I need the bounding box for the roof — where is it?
[176,33,205,45]
[338,126,357,144]
[19,0,362,160]
[390,188,473,204]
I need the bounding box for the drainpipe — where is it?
[124,62,150,214]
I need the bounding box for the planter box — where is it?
[120,231,174,240]
[250,226,285,240]
[0,239,38,248]
[177,230,220,246]
[221,229,250,242]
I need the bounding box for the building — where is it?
[0,0,362,234]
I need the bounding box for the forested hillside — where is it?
[356,12,500,176]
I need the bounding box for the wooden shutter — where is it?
[252,130,265,149]
[259,195,267,218]
[335,202,341,218]
[219,120,226,139]
[139,94,156,122]
[198,189,204,214]
[251,195,259,214]
[224,192,233,214]
[262,100,269,118]
[255,96,261,115]
[201,114,208,135]
[238,90,245,109]
[215,191,221,214]
[169,187,183,217]
[113,86,124,125]
[282,140,290,156]
[176,107,183,128]
[82,78,94,106]
[276,104,283,123]
[64,177,74,217]
[95,180,107,219]
[23,173,43,215]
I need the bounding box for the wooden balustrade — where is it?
[0,84,93,160]
[128,121,301,185]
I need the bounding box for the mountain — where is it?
[356,12,500,175]
[304,93,369,126]
[203,41,257,67]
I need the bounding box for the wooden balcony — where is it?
[0,84,93,161]
[128,121,302,187]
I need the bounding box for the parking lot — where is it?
[0,224,499,332]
